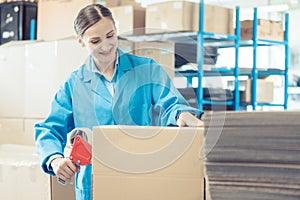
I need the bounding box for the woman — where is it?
[35,4,204,200]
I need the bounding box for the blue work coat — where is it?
[35,49,202,200]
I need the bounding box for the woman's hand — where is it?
[51,157,80,182]
[176,112,204,127]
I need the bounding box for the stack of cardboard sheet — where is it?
[202,111,300,200]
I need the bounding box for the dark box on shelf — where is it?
[0,1,37,45]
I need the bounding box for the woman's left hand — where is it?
[176,112,204,127]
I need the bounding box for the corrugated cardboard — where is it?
[0,144,51,200]
[146,1,233,34]
[37,0,95,40]
[146,1,194,33]
[0,42,26,117]
[92,125,205,200]
[24,38,88,118]
[0,39,87,119]
[240,79,274,103]
[0,118,43,146]
[0,144,76,200]
[0,118,24,144]
[50,176,76,200]
[240,19,284,41]
[193,4,234,34]
[102,0,140,7]
[134,41,175,79]
[202,111,300,199]
[109,5,145,35]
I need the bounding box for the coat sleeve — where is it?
[150,60,203,126]
[34,75,75,176]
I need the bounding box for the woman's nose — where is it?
[99,39,110,51]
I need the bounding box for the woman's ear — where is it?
[77,36,85,47]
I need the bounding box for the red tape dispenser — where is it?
[70,135,92,165]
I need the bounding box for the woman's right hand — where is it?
[50,157,80,182]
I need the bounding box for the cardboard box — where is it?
[193,4,234,35]
[134,41,175,79]
[240,79,274,103]
[92,125,205,200]
[102,0,140,7]
[146,1,233,34]
[0,144,50,199]
[0,38,88,118]
[0,118,24,145]
[37,0,95,40]
[240,19,284,41]
[24,38,88,118]
[50,176,76,200]
[0,41,27,117]
[146,1,195,33]
[109,5,145,35]
[0,144,75,200]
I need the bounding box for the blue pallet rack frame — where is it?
[251,8,289,110]
[196,0,240,111]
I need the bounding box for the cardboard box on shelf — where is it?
[134,41,175,79]
[240,78,274,103]
[240,19,284,41]
[0,144,75,200]
[146,1,195,34]
[92,125,205,200]
[101,0,140,7]
[109,5,145,35]
[37,0,95,40]
[193,4,234,35]
[146,1,233,35]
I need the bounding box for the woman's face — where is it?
[79,17,118,66]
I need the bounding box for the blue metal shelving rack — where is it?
[194,1,289,111]
[196,0,240,110]
[250,8,289,110]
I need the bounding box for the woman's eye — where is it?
[90,40,100,44]
[107,34,114,38]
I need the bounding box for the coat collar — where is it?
[78,49,133,102]
[79,48,133,83]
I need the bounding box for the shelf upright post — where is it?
[251,8,258,110]
[284,13,289,110]
[196,0,205,111]
[234,6,240,110]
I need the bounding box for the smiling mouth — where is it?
[99,48,113,55]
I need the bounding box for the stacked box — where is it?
[109,5,145,35]
[0,144,76,200]
[37,0,95,40]
[146,1,233,34]
[134,41,175,79]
